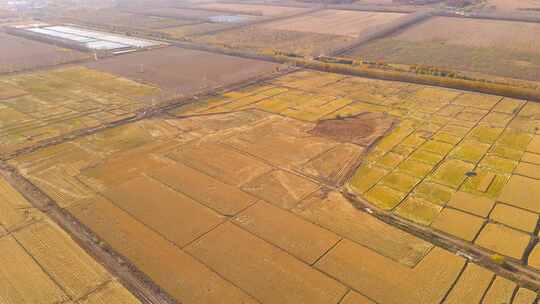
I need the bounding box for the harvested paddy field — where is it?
[126,6,259,22]
[194,3,308,16]
[0,175,140,303]
[0,65,161,156]
[347,16,540,81]
[193,25,355,55]
[0,32,89,74]
[172,70,540,268]
[261,9,406,37]
[478,0,540,14]
[59,8,195,30]
[192,9,406,56]
[8,69,539,302]
[84,46,279,94]
[157,22,234,38]
[0,47,277,157]
[135,5,266,39]
[126,7,224,20]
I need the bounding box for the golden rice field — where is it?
[8,69,539,303]
[0,66,161,157]
[0,176,139,303]
[174,70,540,265]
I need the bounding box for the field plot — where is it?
[58,8,193,30]
[0,66,161,156]
[0,32,88,74]
[0,47,277,156]
[173,70,540,265]
[84,46,279,95]
[121,4,262,39]
[193,9,406,56]
[193,25,354,56]
[127,7,224,19]
[478,0,540,14]
[136,5,265,39]
[158,22,234,38]
[10,70,538,303]
[194,3,308,16]
[348,16,540,81]
[127,6,259,22]
[262,9,406,37]
[0,176,139,303]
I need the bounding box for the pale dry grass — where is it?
[262,9,405,37]
[195,3,306,16]
[482,0,540,12]
[396,16,540,53]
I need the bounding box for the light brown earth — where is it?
[157,22,234,38]
[195,3,307,16]
[0,32,89,74]
[348,16,540,81]
[125,7,232,20]
[59,8,194,30]
[262,9,405,37]
[479,0,540,13]
[84,46,279,95]
[394,17,540,52]
[192,25,355,56]
[310,112,395,146]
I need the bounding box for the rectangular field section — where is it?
[59,8,192,30]
[194,3,308,16]
[84,46,279,95]
[347,16,540,81]
[0,32,88,74]
[262,9,406,38]
[193,9,406,56]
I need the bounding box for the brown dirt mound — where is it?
[310,112,395,147]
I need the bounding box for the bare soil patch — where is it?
[310,112,395,147]
[0,33,88,74]
[479,0,540,13]
[348,16,540,81]
[126,6,258,22]
[193,26,354,56]
[262,9,406,37]
[394,17,540,52]
[60,8,193,30]
[84,46,279,96]
[195,3,307,16]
